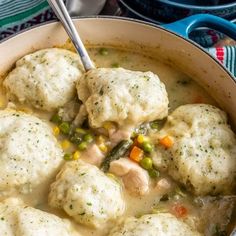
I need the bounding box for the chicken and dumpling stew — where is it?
[0,45,235,236]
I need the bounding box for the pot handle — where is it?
[163,14,236,40]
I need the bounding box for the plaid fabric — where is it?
[0,0,235,77]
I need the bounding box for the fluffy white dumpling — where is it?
[155,104,236,195]
[4,48,83,111]
[76,68,168,128]
[0,199,79,236]
[109,213,202,236]
[0,109,63,201]
[49,160,125,228]
[17,207,78,236]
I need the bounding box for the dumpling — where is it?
[0,198,79,236]
[76,68,168,128]
[0,109,63,202]
[155,104,236,195]
[108,213,202,236]
[48,160,125,228]
[4,48,83,111]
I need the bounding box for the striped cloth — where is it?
[0,0,56,39]
[208,46,236,76]
[0,0,235,77]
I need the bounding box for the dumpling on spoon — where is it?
[76,68,169,128]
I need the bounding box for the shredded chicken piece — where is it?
[109,158,149,195]
[80,144,105,167]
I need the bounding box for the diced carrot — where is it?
[171,204,188,218]
[129,146,143,162]
[159,136,173,148]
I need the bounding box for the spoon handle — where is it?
[47,0,95,71]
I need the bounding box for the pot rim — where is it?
[0,15,235,85]
[148,0,236,10]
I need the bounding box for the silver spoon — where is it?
[47,0,95,71]
[66,0,107,17]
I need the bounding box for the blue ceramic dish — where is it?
[126,0,236,23]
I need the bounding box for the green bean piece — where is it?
[64,153,72,161]
[50,114,62,124]
[101,140,133,172]
[133,123,150,136]
[142,142,153,153]
[150,121,159,130]
[78,141,87,151]
[140,157,153,170]
[148,168,159,178]
[59,122,70,134]
[99,48,108,56]
[75,128,87,135]
[83,134,93,143]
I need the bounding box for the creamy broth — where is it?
[0,46,234,236]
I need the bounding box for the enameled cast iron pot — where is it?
[0,14,235,125]
[0,13,235,234]
[129,0,236,23]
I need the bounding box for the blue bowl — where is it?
[127,0,236,23]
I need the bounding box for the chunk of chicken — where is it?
[109,129,132,146]
[109,158,149,195]
[80,144,105,167]
[155,178,172,195]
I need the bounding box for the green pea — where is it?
[59,122,70,134]
[51,114,62,124]
[148,169,159,178]
[83,134,93,143]
[99,48,108,56]
[111,62,120,68]
[64,153,72,161]
[140,157,153,170]
[142,142,153,153]
[78,141,87,151]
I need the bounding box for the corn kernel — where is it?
[103,121,115,130]
[73,151,80,160]
[61,139,71,150]
[96,135,106,144]
[53,126,60,136]
[99,143,108,153]
[137,134,148,144]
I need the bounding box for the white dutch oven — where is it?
[0,15,235,128]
